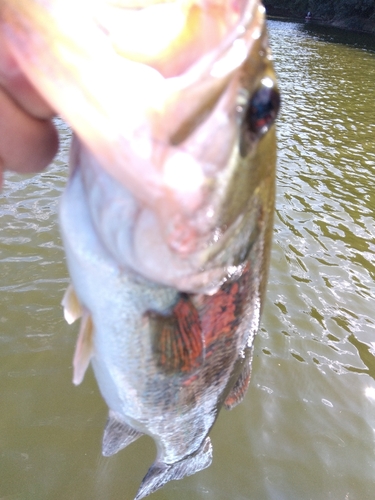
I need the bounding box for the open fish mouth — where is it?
[0,1,280,498]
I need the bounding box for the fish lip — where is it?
[92,0,262,80]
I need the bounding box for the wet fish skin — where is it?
[0,1,279,498]
[60,136,272,499]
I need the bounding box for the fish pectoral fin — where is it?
[147,294,204,375]
[72,311,94,386]
[102,410,143,457]
[135,437,212,500]
[224,347,253,410]
[62,283,83,324]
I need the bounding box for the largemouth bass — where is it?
[0,1,280,498]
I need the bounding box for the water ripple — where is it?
[250,19,375,498]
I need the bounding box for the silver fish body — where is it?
[60,135,271,498]
[0,0,280,498]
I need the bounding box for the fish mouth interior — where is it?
[95,0,248,77]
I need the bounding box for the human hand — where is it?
[0,31,59,188]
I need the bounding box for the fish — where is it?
[0,0,280,498]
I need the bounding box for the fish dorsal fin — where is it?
[135,436,212,500]
[72,311,94,386]
[62,284,83,324]
[102,410,143,457]
[147,294,204,374]
[224,348,253,410]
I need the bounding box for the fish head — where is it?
[0,0,279,292]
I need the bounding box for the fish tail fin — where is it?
[102,410,143,457]
[134,437,212,500]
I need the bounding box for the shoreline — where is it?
[265,7,375,35]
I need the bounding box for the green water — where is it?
[1,19,375,500]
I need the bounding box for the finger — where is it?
[0,31,55,119]
[0,87,59,186]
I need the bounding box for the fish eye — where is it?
[246,85,280,135]
[239,82,280,157]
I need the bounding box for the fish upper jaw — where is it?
[93,0,246,78]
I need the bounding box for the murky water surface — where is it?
[1,19,375,500]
